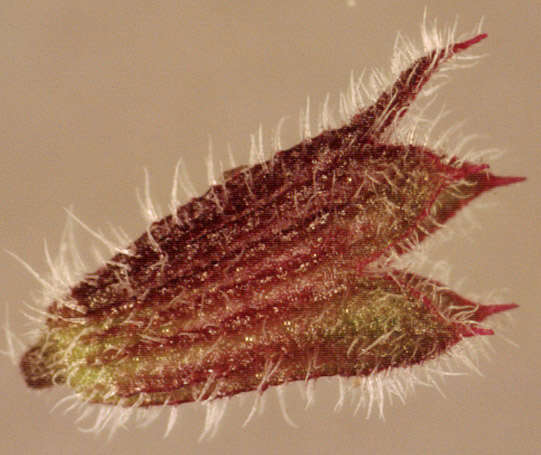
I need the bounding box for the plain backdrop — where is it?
[1,2,539,454]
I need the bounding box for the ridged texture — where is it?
[20,31,522,412]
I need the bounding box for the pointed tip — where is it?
[457,322,495,338]
[484,302,520,316]
[473,302,519,323]
[486,175,526,189]
[466,326,495,337]
[453,33,488,52]
[462,171,526,198]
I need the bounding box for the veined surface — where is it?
[1,4,536,454]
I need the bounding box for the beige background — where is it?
[1,1,539,454]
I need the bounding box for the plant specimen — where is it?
[12,16,523,437]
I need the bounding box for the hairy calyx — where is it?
[21,32,522,414]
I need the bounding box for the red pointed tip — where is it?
[486,175,526,189]
[464,172,526,197]
[472,302,519,323]
[463,326,495,338]
[485,302,519,315]
[453,33,488,52]
[458,303,518,338]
